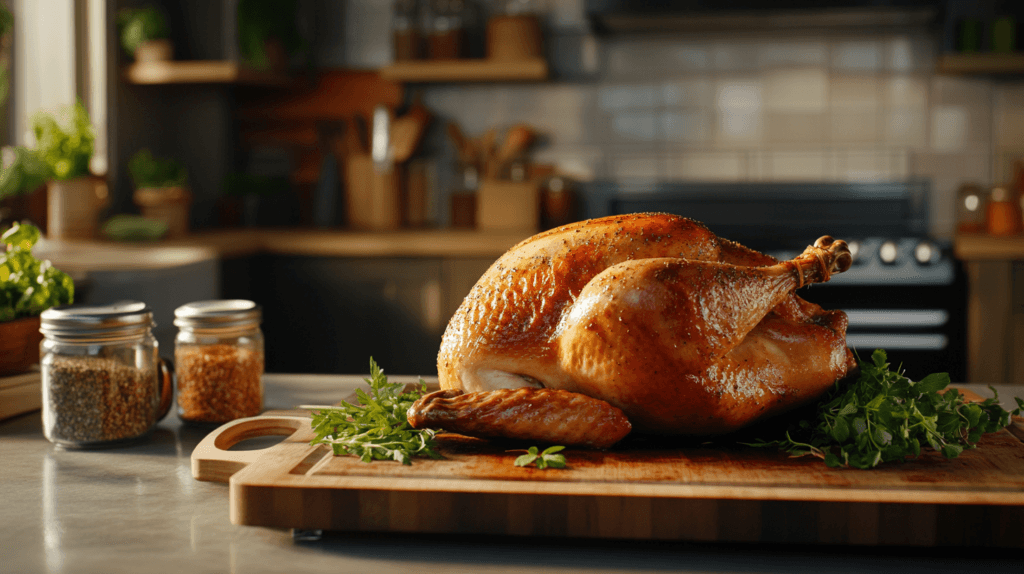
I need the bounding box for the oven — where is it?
[577,180,966,382]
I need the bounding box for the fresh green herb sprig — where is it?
[309,358,441,465]
[513,445,567,470]
[748,349,1024,469]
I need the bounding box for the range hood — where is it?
[585,0,941,34]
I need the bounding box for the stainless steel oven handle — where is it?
[846,333,948,351]
[843,309,948,328]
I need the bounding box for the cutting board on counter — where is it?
[192,387,1024,547]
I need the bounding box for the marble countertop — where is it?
[2,374,1022,574]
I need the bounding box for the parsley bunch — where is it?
[749,349,1024,469]
[310,358,441,465]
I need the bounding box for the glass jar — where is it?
[986,184,1022,236]
[955,182,986,234]
[392,0,422,61]
[425,0,467,60]
[39,302,173,448]
[174,300,264,424]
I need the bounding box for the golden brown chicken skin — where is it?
[433,213,854,442]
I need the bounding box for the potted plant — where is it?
[128,149,190,237]
[0,222,74,376]
[237,0,304,72]
[32,101,105,240]
[117,5,172,63]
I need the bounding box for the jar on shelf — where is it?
[487,0,542,62]
[392,0,422,61]
[986,184,1022,236]
[955,182,986,234]
[425,0,467,60]
[39,302,173,448]
[450,163,479,228]
[174,300,264,425]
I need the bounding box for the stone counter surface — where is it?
[2,374,1022,574]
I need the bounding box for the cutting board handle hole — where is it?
[228,434,289,451]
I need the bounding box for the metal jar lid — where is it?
[40,301,154,341]
[173,300,261,330]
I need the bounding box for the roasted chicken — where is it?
[412,213,855,447]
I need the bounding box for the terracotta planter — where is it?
[135,39,173,63]
[47,177,109,240]
[0,315,43,376]
[134,186,192,237]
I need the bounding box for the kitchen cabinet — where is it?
[225,254,494,376]
[954,233,1024,386]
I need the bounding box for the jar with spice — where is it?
[173,300,264,424]
[39,302,173,448]
[986,184,1022,236]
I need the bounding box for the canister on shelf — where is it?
[39,302,173,448]
[955,182,986,234]
[986,184,1022,236]
[174,300,264,424]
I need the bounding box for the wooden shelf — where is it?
[937,52,1024,75]
[124,60,292,86]
[955,232,1024,260]
[378,58,548,83]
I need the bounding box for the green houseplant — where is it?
[128,149,190,237]
[237,0,304,71]
[0,221,74,375]
[117,5,172,62]
[32,101,105,240]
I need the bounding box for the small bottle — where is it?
[40,302,173,448]
[986,184,1022,236]
[426,0,466,60]
[174,300,264,424]
[450,164,479,228]
[955,182,986,234]
[392,0,422,61]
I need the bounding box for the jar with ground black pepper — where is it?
[39,302,173,448]
[173,300,264,424]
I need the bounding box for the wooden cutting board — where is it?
[192,387,1024,547]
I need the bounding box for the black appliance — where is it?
[577,180,966,382]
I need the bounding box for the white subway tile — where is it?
[662,79,714,108]
[831,75,880,109]
[841,149,888,181]
[886,77,928,108]
[667,152,746,181]
[884,108,927,147]
[831,108,880,143]
[716,80,763,111]
[712,43,760,72]
[672,46,712,71]
[598,84,659,111]
[716,110,763,144]
[930,105,969,153]
[832,41,883,71]
[765,68,828,112]
[611,156,661,181]
[757,41,828,67]
[765,111,827,144]
[662,110,710,144]
[767,151,832,181]
[612,111,659,141]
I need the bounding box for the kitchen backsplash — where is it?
[326,0,1024,239]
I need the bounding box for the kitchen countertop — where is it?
[2,374,1022,574]
[32,228,532,270]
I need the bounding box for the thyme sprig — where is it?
[309,358,441,465]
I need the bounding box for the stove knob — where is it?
[847,240,862,264]
[879,240,898,265]
[914,241,936,265]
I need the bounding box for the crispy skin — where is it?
[407,388,632,449]
[437,213,855,436]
